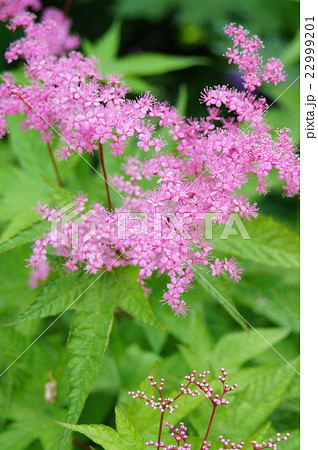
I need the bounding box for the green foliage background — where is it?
[0,0,299,448]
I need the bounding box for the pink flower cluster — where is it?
[0,16,300,315]
[4,7,79,63]
[219,433,290,450]
[129,369,290,449]
[224,23,285,91]
[0,0,41,22]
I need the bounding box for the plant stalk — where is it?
[46,141,63,187]
[201,405,217,448]
[99,143,113,211]
[157,411,165,446]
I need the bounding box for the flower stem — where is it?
[201,405,217,448]
[46,141,63,187]
[63,0,73,16]
[157,411,165,446]
[99,143,113,211]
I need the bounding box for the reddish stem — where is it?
[99,143,113,211]
[201,405,217,447]
[63,0,73,16]
[157,410,165,446]
[73,438,92,450]
[46,141,63,187]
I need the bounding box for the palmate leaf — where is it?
[212,215,300,269]
[57,407,145,449]
[59,267,164,449]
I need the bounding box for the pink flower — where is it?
[56,145,71,161]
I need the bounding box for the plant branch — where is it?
[99,143,113,211]
[46,141,63,187]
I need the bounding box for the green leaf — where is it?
[3,270,95,326]
[195,269,248,331]
[229,267,300,332]
[278,429,300,450]
[0,419,42,450]
[189,361,298,442]
[209,327,290,371]
[0,247,38,323]
[212,361,298,440]
[244,421,272,450]
[60,267,163,448]
[212,215,300,268]
[281,30,300,66]
[0,221,48,253]
[176,83,188,115]
[41,175,74,207]
[83,22,122,68]
[83,23,208,92]
[110,268,165,331]
[60,275,114,448]
[56,408,145,449]
[110,52,209,77]
[0,116,72,241]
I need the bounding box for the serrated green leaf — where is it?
[0,221,48,253]
[3,270,95,326]
[56,407,145,449]
[110,268,165,331]
[60,275,114,448]
[212,215,299,268]
[209,327,290,371]
[60,267,163,448]
[211,361,298,440]
[115,407,146,448]
[41,175,74,207]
